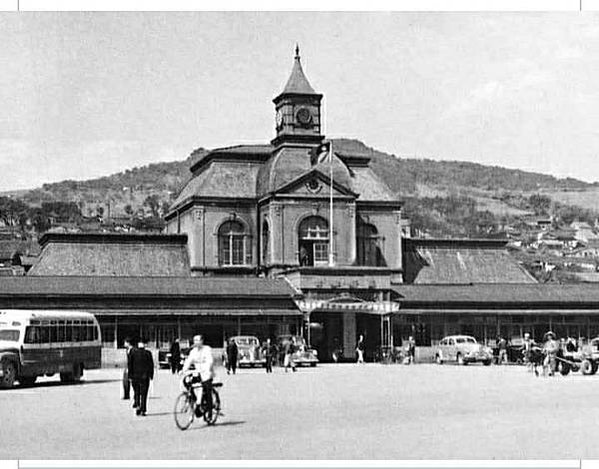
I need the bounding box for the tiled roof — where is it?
[402,238,536,284]
[189,144,272,175]
[0,276,297,298]
[394,283,599,306]
[172,162,262,207]
[29,234,190,277]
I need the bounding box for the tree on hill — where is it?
[143,195,161,218]
[0,197,29,230]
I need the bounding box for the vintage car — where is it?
[276,335,318,367]
[158,346,190,370]
[230,335,266,368]
[435,335,493,366]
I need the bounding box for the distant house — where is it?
[572,239,599,258]
[571,221,599,243]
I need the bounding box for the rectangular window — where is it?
[313,242,328,264]
[25,326,39,344]
[57,322,65,342]
[40,326,50,344]
[73,324,81,342]
[49,324,57,343]
[65,322,73,341]
[232,236,244,265]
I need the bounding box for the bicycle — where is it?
[174,372,222,430]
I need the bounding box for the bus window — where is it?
[49,324,57,343]
[81,325,88,341]
[25,326,39,344]
[93,326,99,341]
[87,325,94,341]
[57,322,65,342]
[65,323,73,341]
[73,325,81,342]
[40,325,49,344]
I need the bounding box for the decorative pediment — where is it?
[273,169,357,198]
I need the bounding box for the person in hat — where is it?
[122,337,135,400]
[128,337,154,416]
[542,331,559,376]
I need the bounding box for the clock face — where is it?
[276,109,283,128]
[296,107,312,126]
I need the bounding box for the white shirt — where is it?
[183,345,214,380]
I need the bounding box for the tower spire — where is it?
[295,43,300,60]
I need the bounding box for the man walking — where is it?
[226,337,238,375]
[128,337,154,416]
[122,337,134,400]
[356,334,365,364]
[497,336,508,365]
[262,338,275,373]
[169,338,181,374]
[284,337,296,372]
[407,336,416,364]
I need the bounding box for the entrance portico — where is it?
[296,296,399,361]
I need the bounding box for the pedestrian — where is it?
[542,331,559,376]
[407,336,416,364]
[356,334,365,364]
[498,336,508,365]
[169,338,181,374]
[523,332,533,371]
[284,337,297,372]
[122,337,134,400]
[226,337,238,375]
[128,337,154,416]
[262,338,275,373]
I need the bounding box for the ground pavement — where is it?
[0,363,597,459]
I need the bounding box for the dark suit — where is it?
[128,347,154,414]
[226,341,238,375]
[122,346,134,399]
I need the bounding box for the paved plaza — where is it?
[1,363,598,459]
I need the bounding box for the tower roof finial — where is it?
[295,43,300,60]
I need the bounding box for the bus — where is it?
[0,310,102,388]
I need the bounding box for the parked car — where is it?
[158,346,190,370]
[231,335,266,368]
[435,335,493,366]
[276,335,318,367]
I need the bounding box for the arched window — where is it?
[298,216,329,266]
[218,220,250,266]
[357,222,384,266]
[261,220,270,265]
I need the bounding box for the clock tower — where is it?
[272,45,324,148]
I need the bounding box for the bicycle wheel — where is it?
[174,392,195,430]
[203,389,221,425]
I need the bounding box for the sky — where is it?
[1,12,599,190]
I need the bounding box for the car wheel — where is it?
[591,362,599,375]
[483,359,491,366]
[559,362,571,376]
[435,354,443,365]
[581,359,593,375]
[456,353,465,366]
[0,360,16,389]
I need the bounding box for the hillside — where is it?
[5,139,599,238]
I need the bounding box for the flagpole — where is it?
[328,140,334,267]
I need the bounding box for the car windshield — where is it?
[0,330,19,341]
[456,337,476,344]
[235,337,258,346]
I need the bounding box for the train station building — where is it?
[2,48,599,361]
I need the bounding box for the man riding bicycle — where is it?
[181,334,215,418]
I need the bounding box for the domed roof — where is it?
[256,146,353,196]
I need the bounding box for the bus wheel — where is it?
[19,376,37,386]
[0,360,17,388]
[72,363,82,382]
